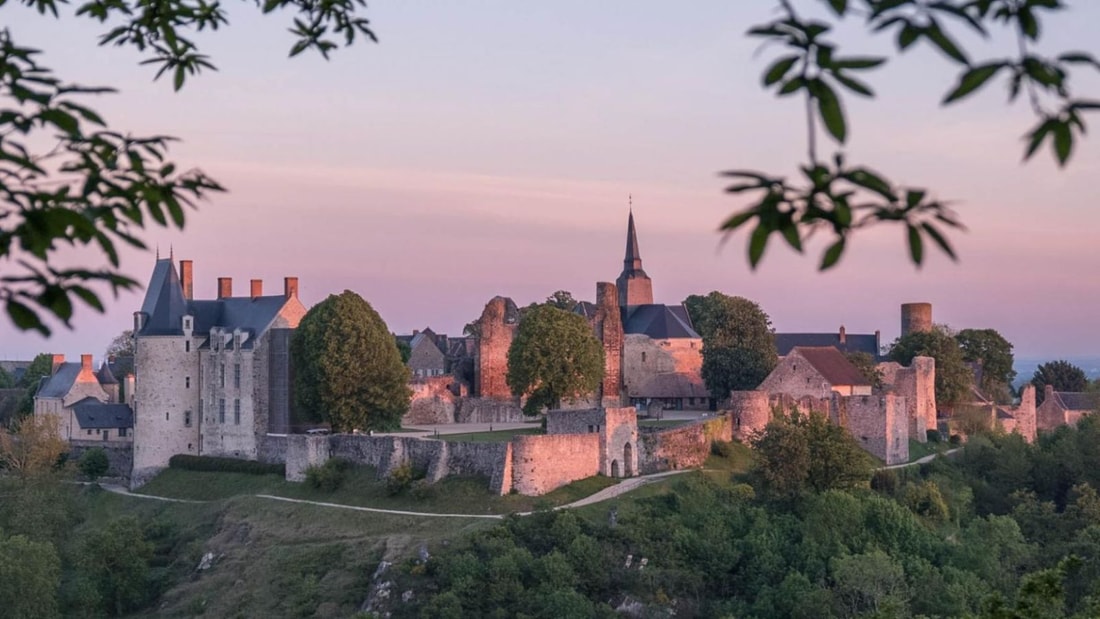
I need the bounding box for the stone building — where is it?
[876,356,937,442]
[1036,385,1099,432]
[759,346,873,398]
[773,327,881,357]
[130,257,306,486]
[34,354,134,442]
[398,328,448,378]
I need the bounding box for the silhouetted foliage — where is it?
[1032,360,1089,404]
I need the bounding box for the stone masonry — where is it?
[474,296,519,400]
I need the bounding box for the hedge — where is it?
[168,454,285,476]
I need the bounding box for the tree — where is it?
[506,305,604,415]
[0,368,12,389]
[3,3,375,335]
[79,448,110,480]
[14,353,53,419]
[726,2,1097,270]
[290,291,411,432]
[0,415,67,481]
[77,516,154,616]
[104,330,135,378]
[752,408,873,499]
[889,327,973,408]
[956,329,1017,403]
[395,338,412,365]
[0,531,61,619]
[846,351,884,390]
[1031,360,1089,403]
[685,292,777,399]
[545,291,579,312]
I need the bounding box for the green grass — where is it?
[436,427,543,442]
[136,465,621,515]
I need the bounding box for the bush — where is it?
[949,434,962,445]
[79,448,110,479]
[410,479,436,501]
[871,469,899,496]
[386,463,423,496]
[305,458,350,492]
[927,429,942,443]
[711,440,735,458]
[168,454,284,476]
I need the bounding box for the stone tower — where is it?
[616,210,653,307]
[901,302,933,336]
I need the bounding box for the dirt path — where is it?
[883,448,960,470]
[98,469,692,517]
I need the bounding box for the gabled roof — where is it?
[635,372,708,399]
[774,332,879,357]
[35,363,83,398]
[1052,391,1099,412]
[72,400,134,429]
[96,362,118,385]
[139,259,189,335]
[622,304,700,339]
[792,346,871,387]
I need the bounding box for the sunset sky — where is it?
[3,2,1100,361]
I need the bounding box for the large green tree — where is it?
[14,353,53,419]
[290,291,411,432]
[956,328,1016,403]
[76,516,154,617]
[0,531,61,619]
[506,305,604,415]
[1031,360,1089,403]
[685,292,777,399]
[889,327,973,409]
[752,408,873,500]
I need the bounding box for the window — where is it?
[641,352,647,363]
[234,363,241,388]
[220,364,225,388]
[184,410,192,427]
[87,429,92,436]
[103,431,109,441]
[166,412,170,421]
[119,428,128,437]
[234,399,241,425]
[185,376,191,389]
[218,399,226,424]
[185,340,191,352]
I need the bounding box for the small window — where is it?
[641,352,647,363]
[119,428,128,437]
[185,376,191,389]
[87,429,92,436]
[234,399,241,425]
[185,340,191,352]
[166,412,170,421]
[234,364,241,388]
[184,410,192,427]
[218,399,226,424]
[220,364,225,388]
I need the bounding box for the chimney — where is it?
[51,354,66,373]
[251,279,263,299]
[217,277,232,299]
[838,325,847,345]
[1045,384,1054,400]
[80,354,93,373]
[180,260,194,300]
[284,277,299,299]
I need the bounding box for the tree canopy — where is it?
[685,292,777,399]
[544,291,579,312]
[14,353,54,418]
[1031,360,1089,402]
[506,305,604,415]
[2,1,375,335]
[956,328,1016,403]
[889,326,974,408]
[290,291,411,432]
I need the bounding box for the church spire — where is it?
[624,208,642,271]
[616,201,653,307]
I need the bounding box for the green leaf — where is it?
[826,0,848,16]
[813,81,847,143]
[942,63,1006,104]
[748,225,770,268]
[820,238,846,270]
[832,57,886,70]
[924,19,969,64]
[6,300,44,333]
[1052,120,1072,166]
[763,56,799,87]
[1024,118,1056,160]
[778,77,806,96]
[921,223,957,261]
[907,224,924,265]
[832,71,874,97]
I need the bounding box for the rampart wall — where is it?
[69,441,133,478]
[637,414,733,475]
[511,433,600,496]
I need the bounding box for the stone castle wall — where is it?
[474,297,517,399]
[621,335,702,399]
[877,356,936,442]
[729,390,771,440]
[403,376,459,425]
[454,397,526,424]
[637,414,733,475]
[69,441,134,478]
[285,434,330,482]
[592,282,623,402]
[132,335,201,487]
[511,433,600,496]
[838,394,908,465]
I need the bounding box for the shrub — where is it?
[927,429,942,443]
[949,434,962,445]
[711,440,735,458]
[386,463,421,496]
[305,458,350,492]
[410,479,436,501]
[79,448,110,479]
[168,454,284,476]
[871,469,899,496]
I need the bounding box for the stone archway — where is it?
[624,442,634,477]
[611,459,620,478]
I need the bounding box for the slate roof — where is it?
[96,362,118,385]
[1053,391,1100,412]
[137,258,293,349]
[35,363,84,398]
[573,301,598,320]
[0,360,32,383]
[73,400,134,429]
[774,332,880,357]
[793,346,871,387]
[622,304,700,339]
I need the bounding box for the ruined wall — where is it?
[285,434,330,482]
[474,297,518,399]
[403,376,458,425]
[454,397,525,424]
[511,433,600,495]
[441,441,514,495]
[257,433,288,464]
[878,356,937,443]
[729,390,771,440]
[69,441,133,478]
[1037,386,1066,432]
[637,414,733,475]
[621,335,703,398]
[1013,385,1037,443]
[593,282,623,402]
[547,407,639,477]
[758,349,835,399]
[837,394,908,465]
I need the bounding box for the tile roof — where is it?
[622,304,700,339]
[1054,391,1099,412]
[73,400,134,429]
[793,346,871,387]
[774,332,880,357]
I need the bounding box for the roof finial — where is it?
[169,244,174,261]
[629,193,633,213]
[156,244,160,260]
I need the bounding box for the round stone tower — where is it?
[729,390,771,439]
[900,303,933,337]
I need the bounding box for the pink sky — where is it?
[2,2,1099,361]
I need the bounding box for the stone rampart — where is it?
[257,433,288,464]
[511,433,600,495]
[443,441,514,495]
[69,441,133,478]
[285,434,331,482]
[637,415,732,475]
[878,356,936,442]
[838,394,908,465]
[729,390,771,440]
